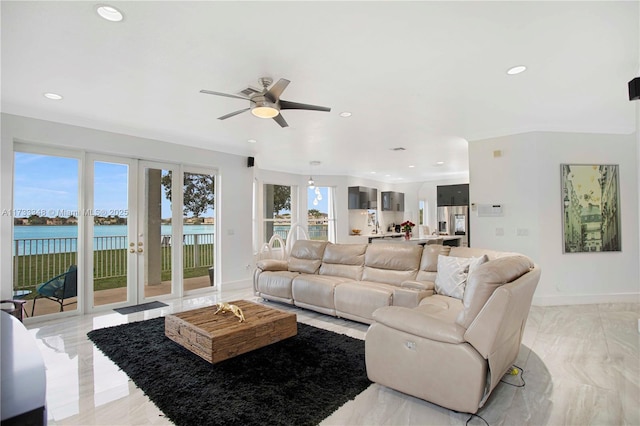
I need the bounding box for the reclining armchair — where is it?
[365,255,540,414]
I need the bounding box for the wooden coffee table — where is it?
[165,300,297,363]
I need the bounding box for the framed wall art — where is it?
[561,164,621,253]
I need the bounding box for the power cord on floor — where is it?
[499,364,525,388]
[455,365,525,426]
[466,413,489,425]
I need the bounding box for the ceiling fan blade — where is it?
[279,100,331,112]
[273,113,289,128]
[218,108,250,120]
[265,78,290,102]
[200,89,249,101]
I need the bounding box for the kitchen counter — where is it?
[368,234,463,246]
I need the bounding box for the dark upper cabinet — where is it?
[381,191,404,211]
[348,186,378,209]
[437,184,469,206]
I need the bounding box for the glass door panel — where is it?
[13,151,79,318]
[92,161,130,307]
[181,171,215,292]
[141,165,174,299]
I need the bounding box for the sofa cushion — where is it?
[419,245,452,272]
[288,240,329,274]
[257,271,299,301]
[292,275,352,310]
[361,243,422,286]
[456,255,533,329]
[319,243,367,280]
[256,259,288,272]
[449,247,519,261]
[335,281,393,321]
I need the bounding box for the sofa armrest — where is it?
[392,288,433,308]
[256,259,288,272]
[401,280,435,291]
[372,306,466,344]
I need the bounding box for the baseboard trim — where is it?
[533,292,640,306]
[220,279,252,291]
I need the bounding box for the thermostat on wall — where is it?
[478,204,504,217]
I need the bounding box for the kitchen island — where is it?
[367,234,463,246]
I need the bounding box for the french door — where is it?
[88,157,182,311]
[13,146,217,319]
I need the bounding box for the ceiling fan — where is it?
[200,77,331,128]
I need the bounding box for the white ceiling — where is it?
[2,1,638,183]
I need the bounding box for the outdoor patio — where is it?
[23,275,212,317]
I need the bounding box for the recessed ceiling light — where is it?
[370,171,377,174]
[96,5,124,22]
[339,112,352,118]
[506,65,527,75]
[43,93,63,100]
[408,165,415,168]
[247,139,257,143]
[435,161,445,166]
[385,174,391,177]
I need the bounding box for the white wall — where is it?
[0,113,255,300]
[469,131,639,305]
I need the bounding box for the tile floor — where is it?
[24,283,640,425]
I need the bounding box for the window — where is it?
[308,186,336,243]
[13,151,80,317]
[263,184,291,248]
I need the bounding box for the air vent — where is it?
[239,86,261,97]
[390,147,406,151]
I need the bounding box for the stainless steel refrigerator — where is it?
[437,205,469,247]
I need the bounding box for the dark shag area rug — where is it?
[87,317,371,426]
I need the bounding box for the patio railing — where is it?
[13,233,214,293]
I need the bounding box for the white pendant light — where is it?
[308,160,321,189]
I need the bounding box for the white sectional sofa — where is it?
[253,240,537,325]
[253,239,541,414]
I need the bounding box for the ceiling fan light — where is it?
[251,100,279,118]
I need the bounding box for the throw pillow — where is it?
[435,255,489,299]
[435,255,472,299]
[468,254,489,276]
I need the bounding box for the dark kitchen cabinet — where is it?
[348,186,378,209]
[381,191,404,211]
[437,184,469,206]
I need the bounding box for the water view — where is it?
[13,224,215,255]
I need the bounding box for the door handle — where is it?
[137,248,143,253]
[129,248,135,253]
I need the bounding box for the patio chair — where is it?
[31,265,78,316]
